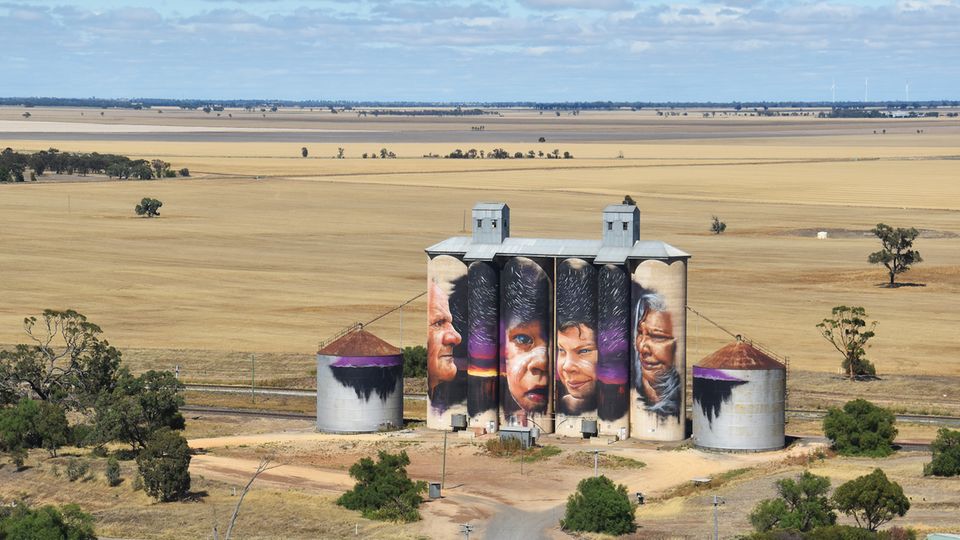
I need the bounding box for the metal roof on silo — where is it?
[696,341,785,370]
[317,328,400,356]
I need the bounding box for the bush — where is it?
[10,447,27,471]
[401,346,427,378]
[0,503,95,539]
[67,459,89,482]
[832,469,909,531]
[337,450,426,522]
[0,399,68,457]
[924,428,960,476]
[136,428,191,502]
[823,399,897,457]
[560,475,636,535]
[106,457,122,486]
[806,525,876,540]
[711,215,727,234]
[178,168,190,177]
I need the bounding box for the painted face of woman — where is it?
[636,309,676,403]
[557,324,598,401]
[505,320,549,412]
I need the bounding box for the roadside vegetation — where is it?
[336,450,426,522]
[561,475,636,535]
[0,309,191,536]
[823,399,897,457]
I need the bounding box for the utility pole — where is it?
[712,495,725,540]
[592,449,606,478]
[441,431,448,488]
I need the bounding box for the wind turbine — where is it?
[864,77,869,102]
[831,80,836,103]
[906,80,910,102]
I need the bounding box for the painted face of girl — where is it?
[505,320,548,412]
[557,324,598,401]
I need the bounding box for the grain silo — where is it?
[692,340,785,452]
[316,327,404,433]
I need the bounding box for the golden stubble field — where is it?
[1,109,959,382]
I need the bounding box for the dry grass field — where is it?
[2,107,959,399]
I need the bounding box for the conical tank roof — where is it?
[696,340,785,370]
[318,328,401,356]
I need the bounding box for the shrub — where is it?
[136,428,191,502]
[0,503,95,539]
[749,471,835,532]
[806,525,876,540]
[337,450,426,522]
[10,447,27,471]
[67,459,89,482]
[924,428,960,476]
[0,399,68,457]
[832,469,909,531]
[823,399,897,457]
[711,215,727,234]
[106,457,122,486]
[178,168,190,177]
[560,475,636,535]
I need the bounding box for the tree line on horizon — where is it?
[0,148,187,182]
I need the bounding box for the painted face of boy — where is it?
[557,324,598,401]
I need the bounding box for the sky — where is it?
[0,0,957,102]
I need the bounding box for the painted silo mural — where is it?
[596,264,631,437]
[630,259,687,441]
[500,256,553,433]
[426,255,469,430]
[467,261,499,430]
[555,259,598,437]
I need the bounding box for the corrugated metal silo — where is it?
[316,328,404,433]
[692,340,785,451]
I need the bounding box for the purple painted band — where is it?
[329,355,402,368]
[597,364,629,384]
[693,367,745,382]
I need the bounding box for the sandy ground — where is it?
[185,425,831,539]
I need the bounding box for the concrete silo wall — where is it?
[316,354,403,433]
[692,367,785,451]
[426,255,469,430]
[467,261,499,430]
[554,258,598,437]
[500,256,554,433]
[630,259,687,441]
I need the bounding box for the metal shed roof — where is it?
[425,236,689,264]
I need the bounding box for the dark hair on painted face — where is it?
[502,257,549,330]
[556,259,597,334]
[597,264,631,421]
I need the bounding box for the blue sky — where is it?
[1,0,957,101]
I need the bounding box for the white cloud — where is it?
[629,40,651,53]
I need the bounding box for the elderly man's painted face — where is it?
[505,320,548,412]
[635,309,676,403]
[427,281,461,393]
[557,324,598,401]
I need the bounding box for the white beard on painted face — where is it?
[508,346,549,412]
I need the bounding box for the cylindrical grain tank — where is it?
[692,340,786,452]
[467,261,500,431]
[316,328,404,433]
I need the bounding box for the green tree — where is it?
[711,216,727,234]
[301,147,308,158]
[135,197,163,217]
[823,399,897,457]
[136,428,192,502]
[0,503,96,540]
[749,471,836,532]
[560,475,636,535]
[0,309,123,407]
[94,370,184,450]
[832,469,909,531]
[0,396,70,457]
[868,224,922,287]
[178,168,190,177]
[924,428,960,477]
[622,195,636,206]
[401,346,427,378]
[337,450,426,522]
[150,159,171,178]
[816,306,877,380]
